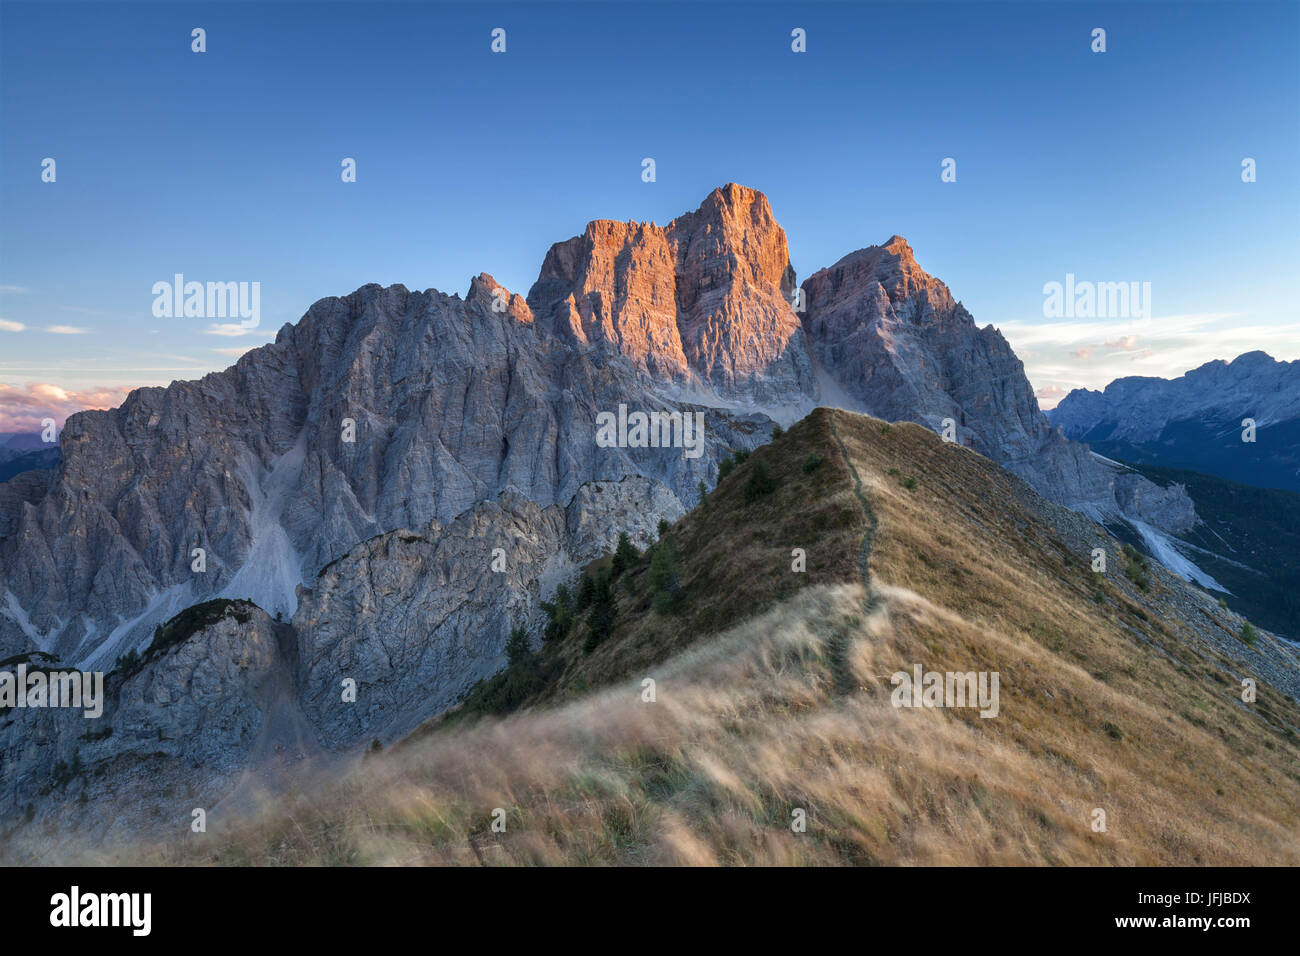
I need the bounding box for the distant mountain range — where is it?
[1049,352,1300,493]
[0,432,59,483]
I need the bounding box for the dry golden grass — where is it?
[95,409,1300,865]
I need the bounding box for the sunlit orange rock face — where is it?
[528,183,814,401]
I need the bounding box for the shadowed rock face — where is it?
[293,477,684,749]
[0,477,687,843]
[0,184,1200,816]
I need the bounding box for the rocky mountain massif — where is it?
[1050,351,1300,494]
[0,184,1208,834]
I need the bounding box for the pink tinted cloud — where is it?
[1104,335,1140,350]
[1035,384,1068,409]
[0,382,131,433]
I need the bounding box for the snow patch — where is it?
[1089,450,1131,470]
[1128,518,1230,593]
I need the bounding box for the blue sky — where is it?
[1,0,1297,429]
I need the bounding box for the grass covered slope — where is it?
[114,409,1300,866]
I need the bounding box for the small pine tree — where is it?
[584,570,617,652]
[697,479,708,505]
[1240,621,1258,645]
[505,624,531,665]
[744,459,777,503]
[771,422,783,439]
[612,531,639,575]
[576,572,596,611]
[657,518,670,538]
[542,583,575,643]
[651,589,677,615]
[649,538,685,612]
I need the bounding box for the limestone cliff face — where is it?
[0,182,1197,685]
[0,477,686,840]
[528,183,814,402]
[293,477,684,749]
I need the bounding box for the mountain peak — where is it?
[1229,350,1277,367]
[700,181,772,212]
[526,183,807,399]
[881,234,915,257]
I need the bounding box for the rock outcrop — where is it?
[294,477,684,748]
[0,601,301,844]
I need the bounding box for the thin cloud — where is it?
[212,346,258,357]
[0,319,24,332]
[0,285,30,294]
[46,325,89,335]
[202,323,270,337]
